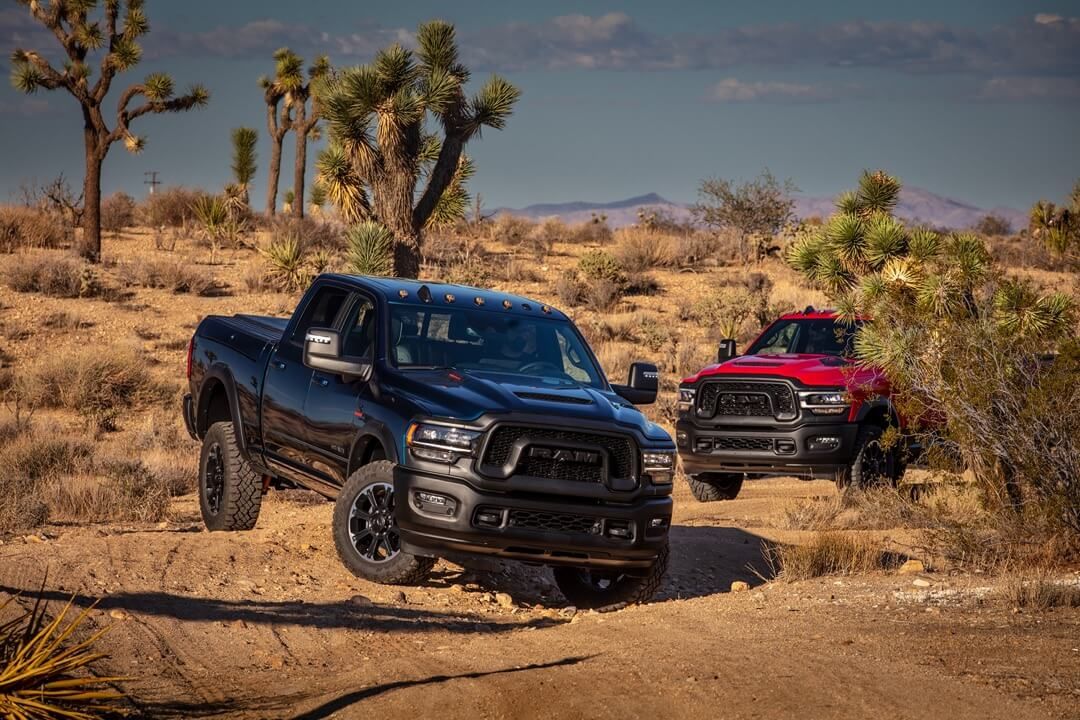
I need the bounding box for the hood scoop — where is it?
[514,391,594,405]
[734,360,783,367]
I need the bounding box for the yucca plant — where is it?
[345,222,394,276]
[1028,180,1079,258]
[261,233,310,292]
[10,0,208,262]
[316,20,521,277]
[229,127,258,208]
[0,593,126,719]
[308,181,328,216]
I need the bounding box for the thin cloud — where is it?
[0,97,50,116]
[707,78,852,103]
[976,75,1080,102]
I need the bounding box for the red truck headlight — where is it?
[797,390,851,415]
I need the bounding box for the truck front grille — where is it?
[507,509,601,535]
[714,436,774,451]
[697,381,796,420]
[481,425,636,483]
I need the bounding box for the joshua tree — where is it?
[317,20,520,277]
[1029,179,1079,258]
[261,48,299,217]
[10,0,208,262]
[290,55,330,219]
[229,127,258,207]
[786,170,1075,525]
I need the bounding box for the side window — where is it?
[292,286,349,343]
[342,297,376,359]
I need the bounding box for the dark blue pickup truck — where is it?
[183,274,675,607]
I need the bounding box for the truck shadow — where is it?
[426,524,776,605]
[0,585,563,634]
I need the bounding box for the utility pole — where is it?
[144,171,161,195]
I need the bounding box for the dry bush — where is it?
[637,314,675,351]
[765,532,900,580]
[138,187,208,227]
[584,314,639,344]
[268,216,344,252]
[691,285,766,342]
[489,214,535,249]
[783,484,983,533]
[3,252,113,299]
[569,219,613,246]
[674,232,726,266]
[20,349,172,431]
[988,234,1075,273]
[100,191,137,233]
[578,250,624,283]
[668,341,714,381]
[42,311,92,331]
[0,206,70,253]
[1001,573,1080,610]
[594,342,634,384]
[553,271,585,307]
[516,218,564,259]
[615,228,677,271]
[502,259,544,284]
[126,257,220,296]
[43,456,171,524]
[0,429,95,532]
[583,278,623,312]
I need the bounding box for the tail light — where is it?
[185,337,195,379]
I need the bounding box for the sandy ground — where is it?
[2,477,1078,720]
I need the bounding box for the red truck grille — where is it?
[697,381,797,420]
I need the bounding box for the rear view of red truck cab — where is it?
[674,308,906,502]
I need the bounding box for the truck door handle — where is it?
[272,360,287,371]
[313,375,330,388]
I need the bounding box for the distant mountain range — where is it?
[496,188,1027,233]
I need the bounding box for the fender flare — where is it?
[852,396,901,427]
[196,364,249,453]
[347,422,400,476]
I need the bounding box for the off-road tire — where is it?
[686,473,744,502]
[333,461,436,585]
[839,424,904,491]
[552,542,669,611]
[199,421,263,531]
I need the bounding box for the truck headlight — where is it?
[407,422,483,461]
[642,450,675,484]
[677,387,695,413]
[798,390,851,416]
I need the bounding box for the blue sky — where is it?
[2,0,1079,211]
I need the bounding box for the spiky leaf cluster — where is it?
[1028,179,1080,256]
[345,221,395,276]
[230,127,258,188]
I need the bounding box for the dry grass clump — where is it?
[594,342,634,384]
[0,206,70,253]
[3,252,115,299]
[553,271,585,307]
[18,349,173,432]
[489,214,534,249]
[137,186,208,227]
[126,257,220,296]
[43,455,171,525]
[614,228,677,271]
[765,532,900,580]
[1001,572,1080,610]
[0,427,94,531]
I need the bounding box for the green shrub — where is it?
[345,221,393,276]
[578,250,624,283]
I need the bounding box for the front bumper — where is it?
[394,466,672,571]
[675,419,859,479]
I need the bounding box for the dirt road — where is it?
[2,478,1077,719]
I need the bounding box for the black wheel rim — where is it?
[348,482,400,563]
[204,442,225,515]
[863,440,893,483]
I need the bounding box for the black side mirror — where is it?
[303,327,372,381]
[612,361,659,405]
[717,339,737,363]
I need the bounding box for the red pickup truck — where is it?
[675,308,907,501]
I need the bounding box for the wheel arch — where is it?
[347,426,399,478]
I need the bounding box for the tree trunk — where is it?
[293,127,307,219]
[266,136,282,217]
[374,171,423,279]
[80,134,104,263]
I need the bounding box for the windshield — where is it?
[388,304,606,388]
[745,318,861,357]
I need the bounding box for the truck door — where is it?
[303,293,378,486]
[261,283,350,483]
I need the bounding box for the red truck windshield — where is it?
[745,318,861,357]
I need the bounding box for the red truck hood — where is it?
[683,353,883,390]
